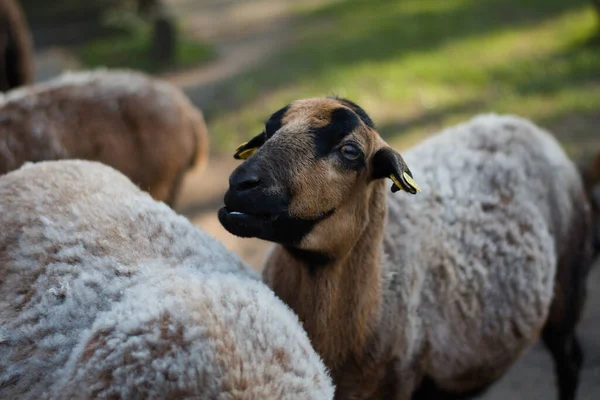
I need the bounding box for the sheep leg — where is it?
[164,170,185,208]
[542,271,586,400]
[542,326,583,400]
[542,202,592,400]
[411,376,491,400]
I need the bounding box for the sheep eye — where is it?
[340,144,361,161]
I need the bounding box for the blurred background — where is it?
[20,0,600,398]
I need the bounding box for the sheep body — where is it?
[228,103,593,399]
[382,114,592,393]
[0,0,34,91]
[0,68,209,206]
[0,160,334,400]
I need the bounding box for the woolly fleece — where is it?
[380,113,590,391]
[0,160,334,400]
[0,68,209,206]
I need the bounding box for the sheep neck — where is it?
[263,180,387,374]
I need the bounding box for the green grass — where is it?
[203,0,600,160]
[78,15,215,74]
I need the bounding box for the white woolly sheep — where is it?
[0,68,209,207]
[0,159,334,400]
[218,97,594,400]
[0,0,34,92]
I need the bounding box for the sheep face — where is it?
[219,97,419,254]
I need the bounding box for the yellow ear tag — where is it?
[236,147,257,160]
[402,171,421,193]
[235,142,248,152]
[390,173,421,193]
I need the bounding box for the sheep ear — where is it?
[371,147,421,194]
[234,131,267,160]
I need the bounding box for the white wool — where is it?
[381,113,586,389]
[0,160,334,400]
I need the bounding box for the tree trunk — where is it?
[150,14,176,65]
[593,0,600,22]
[136,0,176,66]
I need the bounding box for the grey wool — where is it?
[382,114,593,395]
[0,160,334,400]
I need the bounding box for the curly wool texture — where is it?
[0,160,334,400]
[381,114,589,390]
[0,68,209,205]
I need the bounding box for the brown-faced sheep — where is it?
[218,97,594,400]
[0,68,208,207]
[0,0,34,92]
[0,159,334,400]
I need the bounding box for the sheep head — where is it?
[218,97,419,254]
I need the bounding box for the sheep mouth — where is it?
[227,209,278,221]
[218,207,283,238]
[217,206,335,245]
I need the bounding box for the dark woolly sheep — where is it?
[219,97,594,400]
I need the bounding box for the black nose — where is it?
[236,175,260,192]
[229,166,262,193]
[224,160,289,215]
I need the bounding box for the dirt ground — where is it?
[31,0,600,398]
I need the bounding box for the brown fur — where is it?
[0,0,34,92]
[258,99,413,398]
[264,179,405,399]
[0,70,209,207]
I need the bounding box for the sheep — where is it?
[0,68,209,207]
[0,0,34,92]
[218,97,594,400]
[579,148,600,259]
[0,159,334,400]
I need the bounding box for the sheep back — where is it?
[0,160,333,400]
[383,114,592,391]
[0,69,209,206]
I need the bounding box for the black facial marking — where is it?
[283,246,335,271]
[276,208,336,245]
[312,107,362,159]
[331,97,375,128]
[218,207,336,247]
[265,105,290,137]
